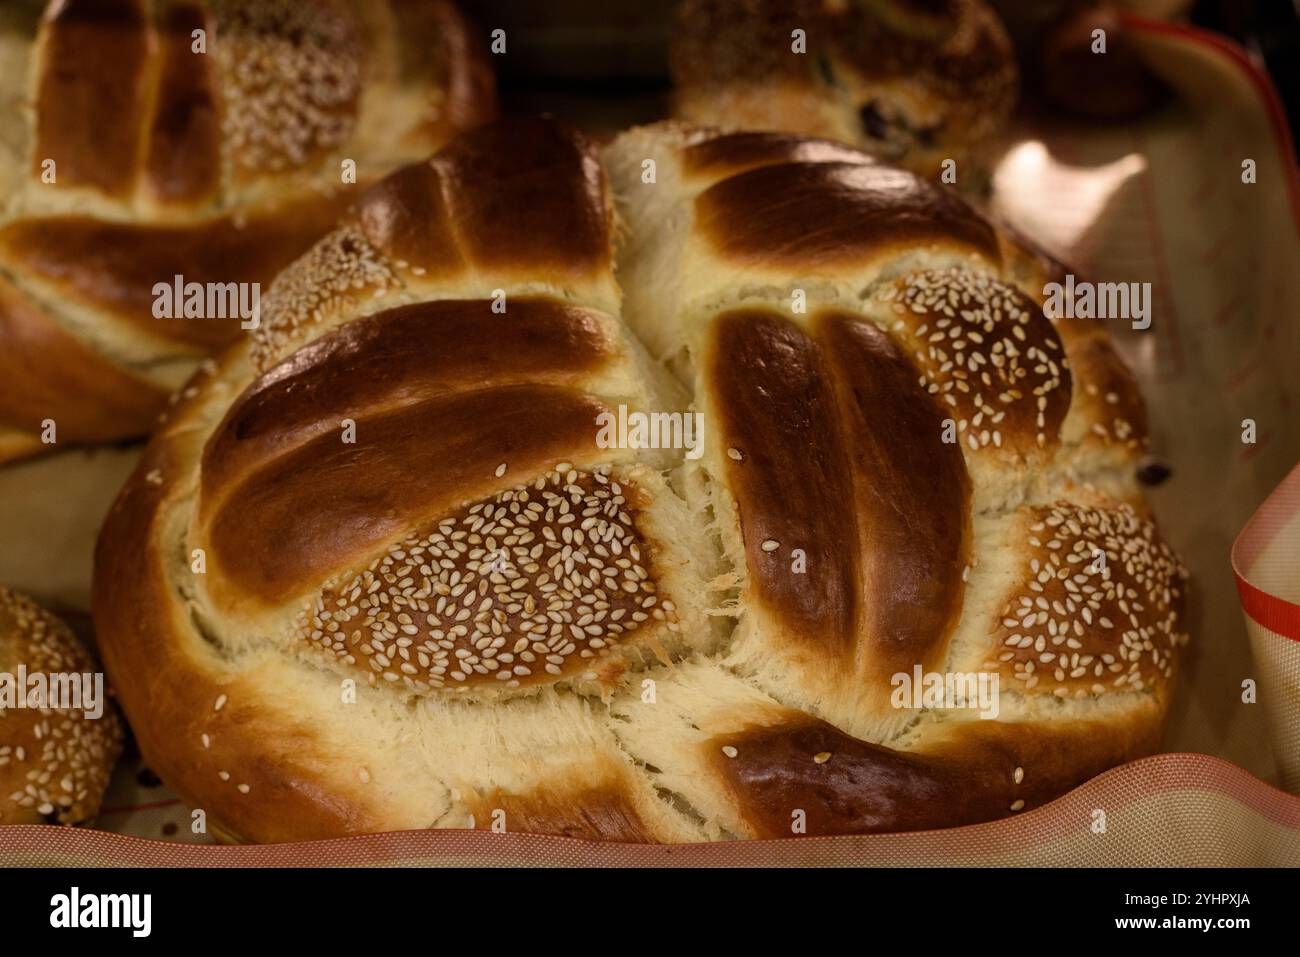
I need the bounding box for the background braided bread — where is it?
[93,117,1188,843]
[0,0,494,463]
[671,0,1018,181]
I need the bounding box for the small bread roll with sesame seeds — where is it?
[0,588,123,826]
[0,0,496,464]
[670,0,1018,184]
[92,117,1187,843]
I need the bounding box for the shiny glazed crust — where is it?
[0,0,496,461]
[92,119,1188,843]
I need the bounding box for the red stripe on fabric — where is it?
[1235,575,1300,642]
[1232,463,1300,640]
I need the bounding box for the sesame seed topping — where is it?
[880,267,1070,452]
[988,501,1187,697]
[252,223,398,371]
[289,465,675,696]
[721,746,738,758]
[813,751,832,764]
[220,2,363,176]
[0,588,123,825]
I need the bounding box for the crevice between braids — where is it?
[0,258,198,382]
[599,659,739,841]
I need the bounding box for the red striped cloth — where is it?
[1234,463,1300,793]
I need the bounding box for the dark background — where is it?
[1196,0,1300,148]
[464,0,1300,157]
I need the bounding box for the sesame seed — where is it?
[880,267,1069,453]
[722,746,738,758]
[0,589,121,826]
[288,465,674,695]
[993,502,1186,696]
[220,3,362,174]
[251,223,397,371]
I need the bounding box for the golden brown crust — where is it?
[201,385,610,609]
[204,298,614,497]
[91,119,1187,843]
[708,707,1163,837]
[0,274,165,449]
[709,310,859,652]
[0,193,355,352]
[250,117,619,370]
[816,311,971,683]
[351,116,613,280]
[146,2,221,206]
[695,161,1001,268]
[34,0,151,198]
[2,0,497,456]
[93,413,403,842]
[424,117,614,281]
[0,588,123,826]
[709,308,971,712]
[352,162,465,278]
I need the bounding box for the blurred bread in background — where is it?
[0,0,496,463]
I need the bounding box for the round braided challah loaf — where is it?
[0,0,494,463]
[92,117,1188,843]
